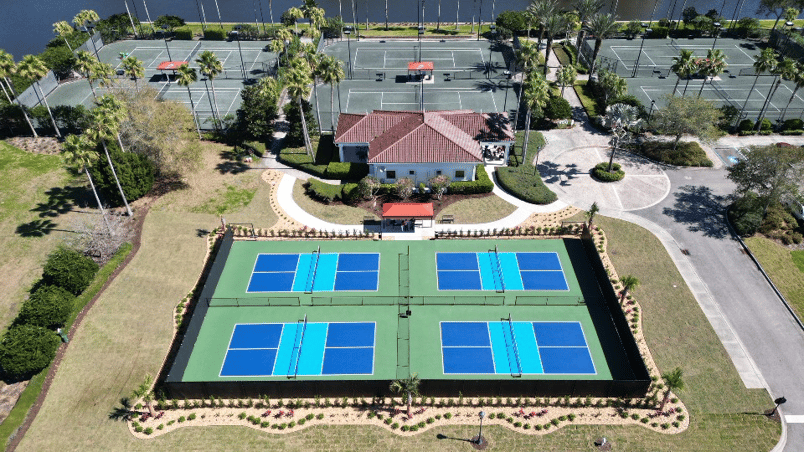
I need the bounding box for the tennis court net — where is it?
[289,315,308,378]
[492,246,505,293]
[506,316,523,377]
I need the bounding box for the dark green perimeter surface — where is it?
[183,239,628,384]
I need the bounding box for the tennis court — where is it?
[435,251,569,291]
[44,39,277,129]
[220,321,376,377]
[440,320,596,375]
[166,238,649,397]
[316,39,515,131]
[247,252,380,292]
[589,37,804,123]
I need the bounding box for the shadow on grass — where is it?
[16,219,58,237]
[31,186,86,218]
[662,185,729,239]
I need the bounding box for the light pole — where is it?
[344,27,353,79]
[503,70,511,113]
[161,25,173,61]
[769,396,787,417]
[418,26,424,62]
[633,27,651,78]
[783,21,795,56]
[488,24,496,79]
[648,99,656,120]
[471,411,487,448]
[81,21,101,62]
[232,26,247,80]
[711,22,721,50]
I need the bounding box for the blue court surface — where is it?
[220,321,376,377]
[440,321,596,375]
[436,252,569,291]
[247,253,380,292]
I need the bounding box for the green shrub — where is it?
[444,412,453,419]
[496,10,528,32]
[304,179,343,203]
[325,162,369,180]
[592,162,625,182]
[284,99,319,148]
[637,140,713,167]
[144,426,153,435]
[759,118,773,132]
[544,95,572,120]
[738,119,755,134]
[135,425,143,432]
[782,118,804,132]
[42,246,99,295]
[728,192,764,236]
[496,165,558,204]
[447,165,494,194]
[157,424,164,430]
[204,29,226,40]
[0,324,60,380]
[316,413,324,420]
[174,28,193,40]
[648,26,669,38]
[17,285,74,329]
[188,413,196,420]
[89,146,155,206]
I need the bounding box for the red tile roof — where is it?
[407,61,434,71]
[382,203,434,218]
[334,110,514,164]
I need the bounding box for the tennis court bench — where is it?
[441,215,454,224]
[443,72,452,81]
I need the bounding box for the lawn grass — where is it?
[434,194,517,224]
[16,208,779,450]
[744,236,804,319]
[573,80,601,118]
[0,142,87,332]
[292,180,376,224]
[497,131,557,204]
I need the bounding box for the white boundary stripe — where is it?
[784,415,804,423]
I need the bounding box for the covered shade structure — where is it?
[407,61,434,82]
[156,61,188,83]
[381,202,434,231]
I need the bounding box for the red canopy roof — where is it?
[382,203,434,218]
[407,61,434,71]
[156,61,188,71]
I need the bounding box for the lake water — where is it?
[0,0,765,60]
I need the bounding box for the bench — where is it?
[441,215,454,224]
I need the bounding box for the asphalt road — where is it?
[629,166,804,452]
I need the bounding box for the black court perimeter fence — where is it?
[207,295,583,307]
[579,39,620,75]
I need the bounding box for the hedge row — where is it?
[637,140,713,167]
[496,166,557,204]
[447,165,494,194]
[279,149,368,181]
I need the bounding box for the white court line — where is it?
[785,415,804,423]
[458,91,463,109]
[147,50,166,69]
[734,44,756,62]
[384,57,455,60]
[383,51,386,69]
[490,90,498,112]
[643,50,656,67]
[451,51,456,66]
[224,89,241,115]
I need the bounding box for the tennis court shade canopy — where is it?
[382,202,434,219]
[156,61,188,70]
[408,61,434,71]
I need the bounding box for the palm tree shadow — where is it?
[31,186,86,218]
[16,219,58,237]
[471,62,499,79]
[109,397,134,421]
[661,185,729,238]
[540,161,582,186]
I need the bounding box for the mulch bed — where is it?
[317,192,499,218]
[6,137,61,155]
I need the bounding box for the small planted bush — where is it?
[188,413,196,420]
[42,246,99,295]
[178,416,186,423]
[592,162,625,182]
[444,412,453,419]
[391,422,399,429]
[316,413,324,420]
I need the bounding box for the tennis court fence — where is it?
[514,295,585,306]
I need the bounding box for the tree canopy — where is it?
[727,144,804,210]
[650,95,722,149]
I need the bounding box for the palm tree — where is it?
[697,49,727,98]
[587,13,618,75]
[522,73,550,163]
[53,21,75,52]
[121,56,144,92]
[670,50,695,97]
[62,134,112,234]
[268,39,284,74]
[780,61,804,123]
[513,40,541,128]
[528,0,557,48]
[0,50,37,136]
[285,61,314,156]
[542,13,567,76]
[739,48,777,127]
[131,374,156,417]
[196,50,224,128]
[275,28,294,66]
[75,50,97,98]
[556,65,577,96]
[306,51,325,135]
[756,57,794,129]
[319,55,345,131]
[177,64,203,139]
[660,367,684,411]
[286,7,304,33]
[619,274,639,302]
[90,62,115,96]
[72,9,100,30]
[602,103,641,172]
[585,201,599,229]
[574,0,605,51]
[17,55,61,138]
[86,96,133,216]
[389,373,421,419]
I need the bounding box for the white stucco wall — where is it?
[370,162,477,185]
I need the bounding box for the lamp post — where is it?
[783,21,795,56]
[232,26,247,80]
[81,21,101,62]
[488,24,496,79]
[648,99,656,120]
[769,396,787,417]
[633,27,651,78]
[471,411,487,448]
[711,22,721,50]
[344,27,353,79]
[503,70,511,113]
[160,25,173,62]
[418,26,424,62]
